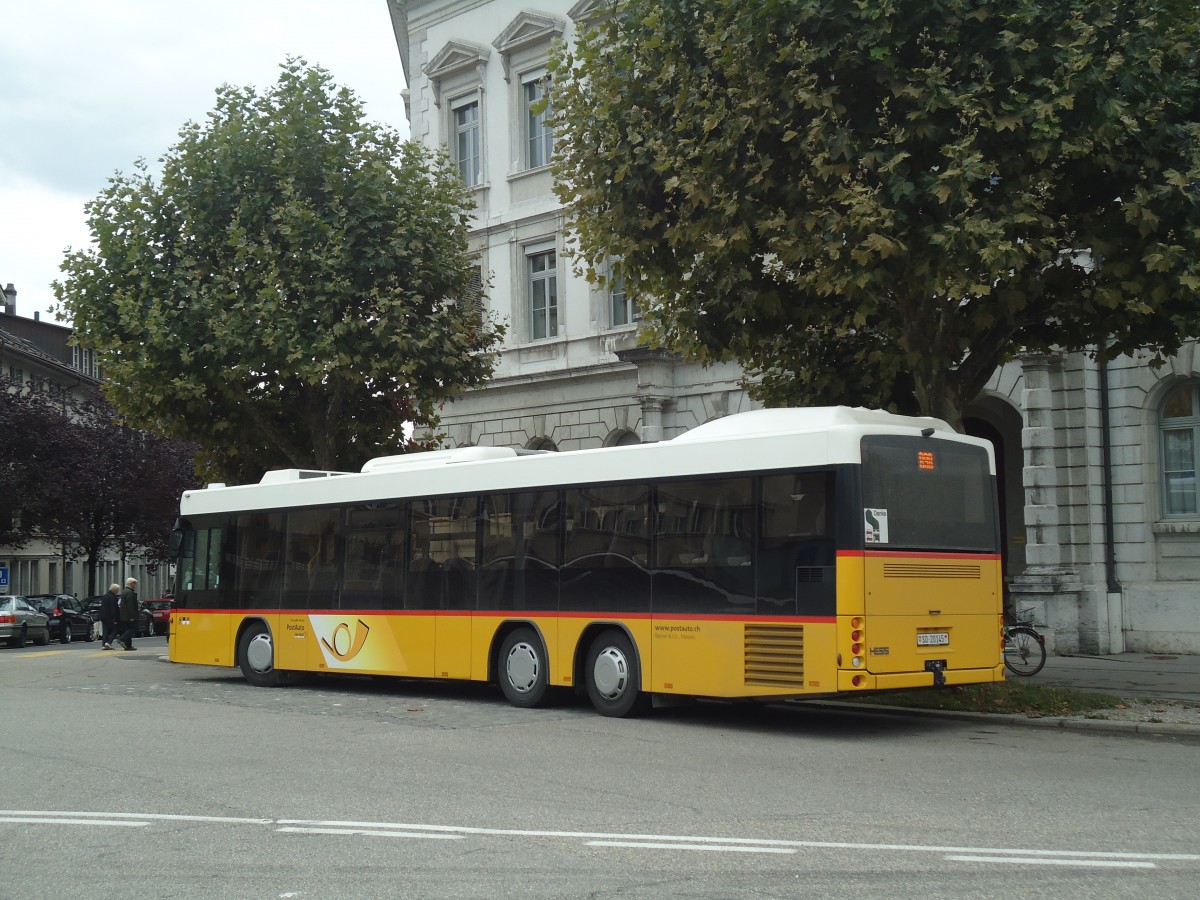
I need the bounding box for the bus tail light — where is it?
[847,617,865,673]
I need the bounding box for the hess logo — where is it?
[320,618,370,662]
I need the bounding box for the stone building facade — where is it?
[387,1,1200,654]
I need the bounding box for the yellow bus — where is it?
[168,407,1004,716]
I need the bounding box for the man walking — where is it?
[100,583,120,649]
[115,577,139,651]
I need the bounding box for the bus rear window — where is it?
[860,435,997,552]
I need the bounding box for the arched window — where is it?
[604,429,640,447]
[527,436,558,452]
[1161,381,1200,516]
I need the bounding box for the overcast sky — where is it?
[0,0,410,326]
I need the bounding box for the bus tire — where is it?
[498,628,550,708]
[238,622,290,687]
[585,630,649,718]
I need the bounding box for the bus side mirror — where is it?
[169,517,192,559]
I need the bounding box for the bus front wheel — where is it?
[585,631,648,718]
[498,628,550,708]
[238,623,290,687]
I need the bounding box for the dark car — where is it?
[136,603,154,639]
[1,595,51,647]
[25,594,95,644]
[80,594,152,640]
[143,598,174,637]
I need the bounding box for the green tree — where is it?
[57,60,502,481]
[549,0,1200,428]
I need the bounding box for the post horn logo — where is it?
[320,618,370,662]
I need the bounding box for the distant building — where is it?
[0,283,171,600]
[387,1,1200,655]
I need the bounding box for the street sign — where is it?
[0,566,8,590]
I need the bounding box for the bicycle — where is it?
[1003,609,1047,676]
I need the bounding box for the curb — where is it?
[805,700,1200,739]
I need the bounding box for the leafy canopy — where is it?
[1,378,197,594]
[549,0,1200,427]
[57,60,503,481]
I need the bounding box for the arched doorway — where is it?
[964,396,1025,586]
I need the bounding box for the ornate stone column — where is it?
[614,343,677,442]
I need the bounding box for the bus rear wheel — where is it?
[585,631,648,718]
[238,623,291,687]
[498,628,550,708]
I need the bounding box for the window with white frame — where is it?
[492,12,564,172]
[526,245,558,340]
[424,40,490,188]
[522,72,553,169]
[452,95,482,187]
[70,346,98,379]
[609,272,639,328]
[1161,381,1200,516]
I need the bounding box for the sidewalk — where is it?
[823,652,1200,738]
[1025,652,1200,704]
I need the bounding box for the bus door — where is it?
[171,524,234,666]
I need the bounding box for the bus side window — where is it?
[758,472,835,615]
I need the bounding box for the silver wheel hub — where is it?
[246,633,274,673]
[506,642,540,694]
[592,647,629,700]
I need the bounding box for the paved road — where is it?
[3,638,1198,899]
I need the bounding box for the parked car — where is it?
[136,603,154,638]
[81,595,109,641]
[0,595,51,648]
[143,598,174,636]
[80,594,153,640]
[25,594,95,643]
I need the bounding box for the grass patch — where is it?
[843,682,1123,717]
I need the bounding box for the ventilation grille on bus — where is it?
[744,624,805,687]
[883,563,981,579]
[795,566,830,584]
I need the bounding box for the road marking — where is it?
[10,651,66,659]
[1,810,272,825]
[278,826,462,840]
[5,811,1197,868]
[946,855,1156,869]
[588,840,795,855]
[0,816,147,827]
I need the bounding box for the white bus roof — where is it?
[180,406,989,516]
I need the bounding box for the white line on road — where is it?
[588,840,795,854]
[277,826,462,840]
[0,816,147,828]
[5,811,1196,867]
[1,810,272,825]
[946,855,1157,869]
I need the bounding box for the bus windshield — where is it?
[860,435,998,553]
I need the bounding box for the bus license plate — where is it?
[917,632,949,646]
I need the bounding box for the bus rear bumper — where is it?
[838,664,1005,692]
